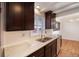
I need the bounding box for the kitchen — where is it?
[0,2,79,57]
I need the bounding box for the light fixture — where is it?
[69,19,74,22]
[35,5,41,15]
[36,5,40,9]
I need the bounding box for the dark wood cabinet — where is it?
[45,11,52,29]
[52,13,61,31]
[6,2,34,31]
[45,11,56,29]
[24,3,34,30]
[52,41,57,57]
[51,13,56,23]
[28,39,57,57]
[28,47,44,57]
[45,39,57,57]
[45,42,52,57]
[6,3,24,31]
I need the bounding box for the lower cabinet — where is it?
[52,42,57,57]
[28,39,57,57]
[45,39,57,57]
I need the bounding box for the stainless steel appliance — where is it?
[52,21,60,31]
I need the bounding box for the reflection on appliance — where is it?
[52,21,60,31]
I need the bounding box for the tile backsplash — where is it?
[45,29,53,37]
[3,31,31,46]
[2,29,53,47]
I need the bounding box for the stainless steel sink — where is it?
[37,37,52,42]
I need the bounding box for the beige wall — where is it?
[56,13,79,41]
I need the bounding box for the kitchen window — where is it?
[32,15,45,35]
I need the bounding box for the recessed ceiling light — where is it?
[36,5,40,9]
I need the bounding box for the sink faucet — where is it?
[40,28,45,40]
[40,29,47,40]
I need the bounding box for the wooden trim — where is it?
[62,38,79,42]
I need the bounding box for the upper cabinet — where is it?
[45,11,56,29]
[45,11,52,29]
[52,13,56,22]
[51,13,56,29]
[24,3,34,30]
[6,2,34,31]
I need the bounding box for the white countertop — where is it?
[4,35,60,57]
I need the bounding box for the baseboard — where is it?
[62,38,79,42]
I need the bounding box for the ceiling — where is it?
[35,2,79,17]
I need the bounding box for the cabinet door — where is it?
[45,14,51,29]
[45,11,52,29]
[6,2,24,31]
[51,13,56,29]
[45,39,57,57]
[45,41,53,57]
[45,45,52,57]
[52,39,57,57]
[52,43,57,57]
[24,2,34,30]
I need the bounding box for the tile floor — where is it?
[58,39,79,57]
